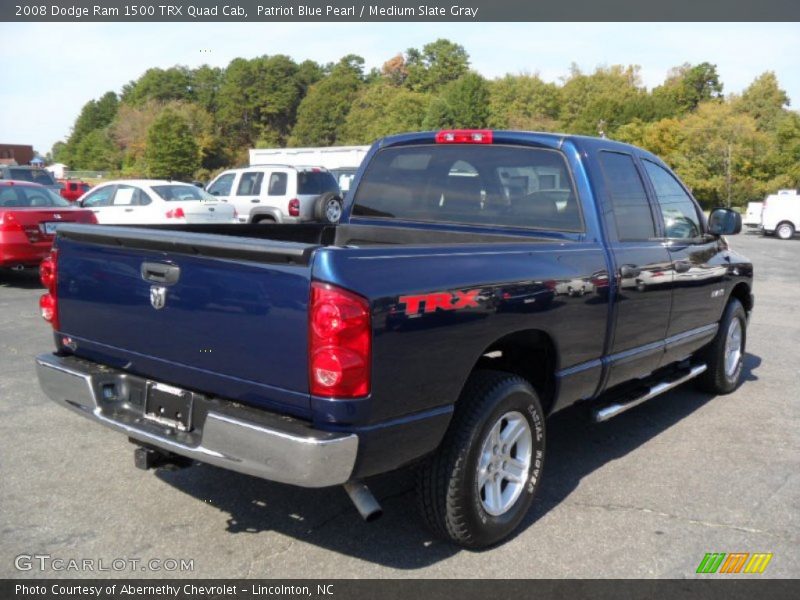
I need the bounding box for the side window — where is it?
[82,186,115,208]
[134,188,152,206]
[236,171,263,196]
[267,172,288,196]
[642,160,702,240]
[112,185,137,205]
[207,173,235,196]
[598,151,656,241]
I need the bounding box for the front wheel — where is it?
[416,370,546,548]
[695,298,747,394]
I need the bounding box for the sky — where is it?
[1,22,799,155]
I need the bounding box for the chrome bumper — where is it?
[35,353,358,487]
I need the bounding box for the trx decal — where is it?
[398,290,481,315]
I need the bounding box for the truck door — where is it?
[597,151,673,389]
[640,159,727,364]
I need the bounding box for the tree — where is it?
[144,110,199,180]
[734,71,790,131]
[340,83,429,144]
[71,128,120,171]
[488,74,561,130]
[382,54,408,86]
[651,62,723,117]
[405,39,469,92]
[121,66,195,105]
[289,57,365,146]
[422,72,490,129]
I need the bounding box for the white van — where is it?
[761,189,799,240]
[205,165,342,224]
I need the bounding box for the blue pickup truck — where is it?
[35,130,752,547]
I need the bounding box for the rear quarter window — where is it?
[351,144,583,232]
[297,171,339,195]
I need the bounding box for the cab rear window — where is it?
[351,145,582,232]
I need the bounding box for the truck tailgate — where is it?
[54,224,318,416]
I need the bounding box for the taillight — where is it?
[165,207,185,219]
[309,282,371,398]
[288,198,300,217]
[0,212,23,232]
[39,249,59,329]
[435,129,493,144]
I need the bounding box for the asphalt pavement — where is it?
[1,232,797,578]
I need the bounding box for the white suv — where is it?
[205,165,342,224]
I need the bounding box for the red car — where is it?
[0,181,96,270]
[57,179,91,202]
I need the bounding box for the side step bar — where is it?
[593,364,707,423]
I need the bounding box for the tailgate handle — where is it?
[141,262,180,285]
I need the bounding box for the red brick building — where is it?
[0,144,35,166]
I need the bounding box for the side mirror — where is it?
[708,207,742,236]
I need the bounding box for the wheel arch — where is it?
[729,281,753,315]
[467,329,558,416]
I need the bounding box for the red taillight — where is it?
[39,249,59,329]
[435,129,493,144]
[309,282,371,398]
[288,198,300,217]
[165,207,186,219]
[0,212,23,232]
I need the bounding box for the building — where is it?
[0,144,34,166]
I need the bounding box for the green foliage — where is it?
[49,43,800,205]
[488,74,560,130]
[144,110,199,180]
[289,57,365,146]
[423,72,490,129]
[340,83,430,144]
[405,39,469,92]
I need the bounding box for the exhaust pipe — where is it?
[343,480,383,522]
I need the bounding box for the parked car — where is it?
[205,165,342,224]
[57,179,91,202]
[35,130,751,548]
[77,180,236,224]
[761,189,799,240]
[0,181,95,270]
[0,165,63,194]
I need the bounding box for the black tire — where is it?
[252,215,276,225]
[416,370,546,548]
[695,298,747,394]
[776,221,795,240]
[314,192,343,224]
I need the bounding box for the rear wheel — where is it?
[696,298,747,394]
[776,222,795,240]
[253,215,276,225]
[416,370,546,548]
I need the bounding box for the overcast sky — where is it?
[2,22,799,154]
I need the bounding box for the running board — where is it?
[593,364,707,423]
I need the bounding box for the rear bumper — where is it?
[0,233,50,267]
[35,353,358,487]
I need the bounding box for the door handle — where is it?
[619,264,640,278]
[674,261,691,273]
[251,199,260,203]
[124,208,134,212]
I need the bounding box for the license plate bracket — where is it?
[42,222,59,235]
[144,382,193,431]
